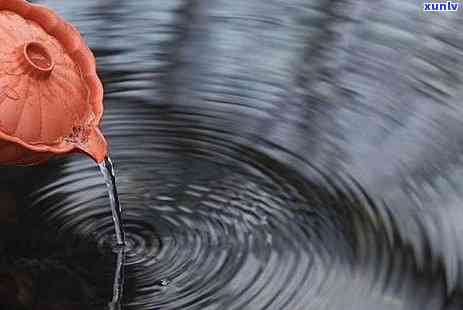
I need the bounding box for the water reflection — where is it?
[109,247,125,310]
[0,188,127,309]
[2,0,463,309]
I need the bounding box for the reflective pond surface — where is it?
[1,0,463,309]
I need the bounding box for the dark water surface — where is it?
[1,0,463,309]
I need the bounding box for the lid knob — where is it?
[22,41,55,76]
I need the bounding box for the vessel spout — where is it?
[77,127,108,164]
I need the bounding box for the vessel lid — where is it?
[0,0,106,162]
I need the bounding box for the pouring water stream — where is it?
[98,156,126,246]
[98,156,126,309]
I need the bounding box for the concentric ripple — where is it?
[16,101,451,309]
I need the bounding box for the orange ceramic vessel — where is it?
[0,0,107,165]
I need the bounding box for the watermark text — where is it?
[423,1,459,11]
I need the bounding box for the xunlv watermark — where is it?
[423,1,459,11]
